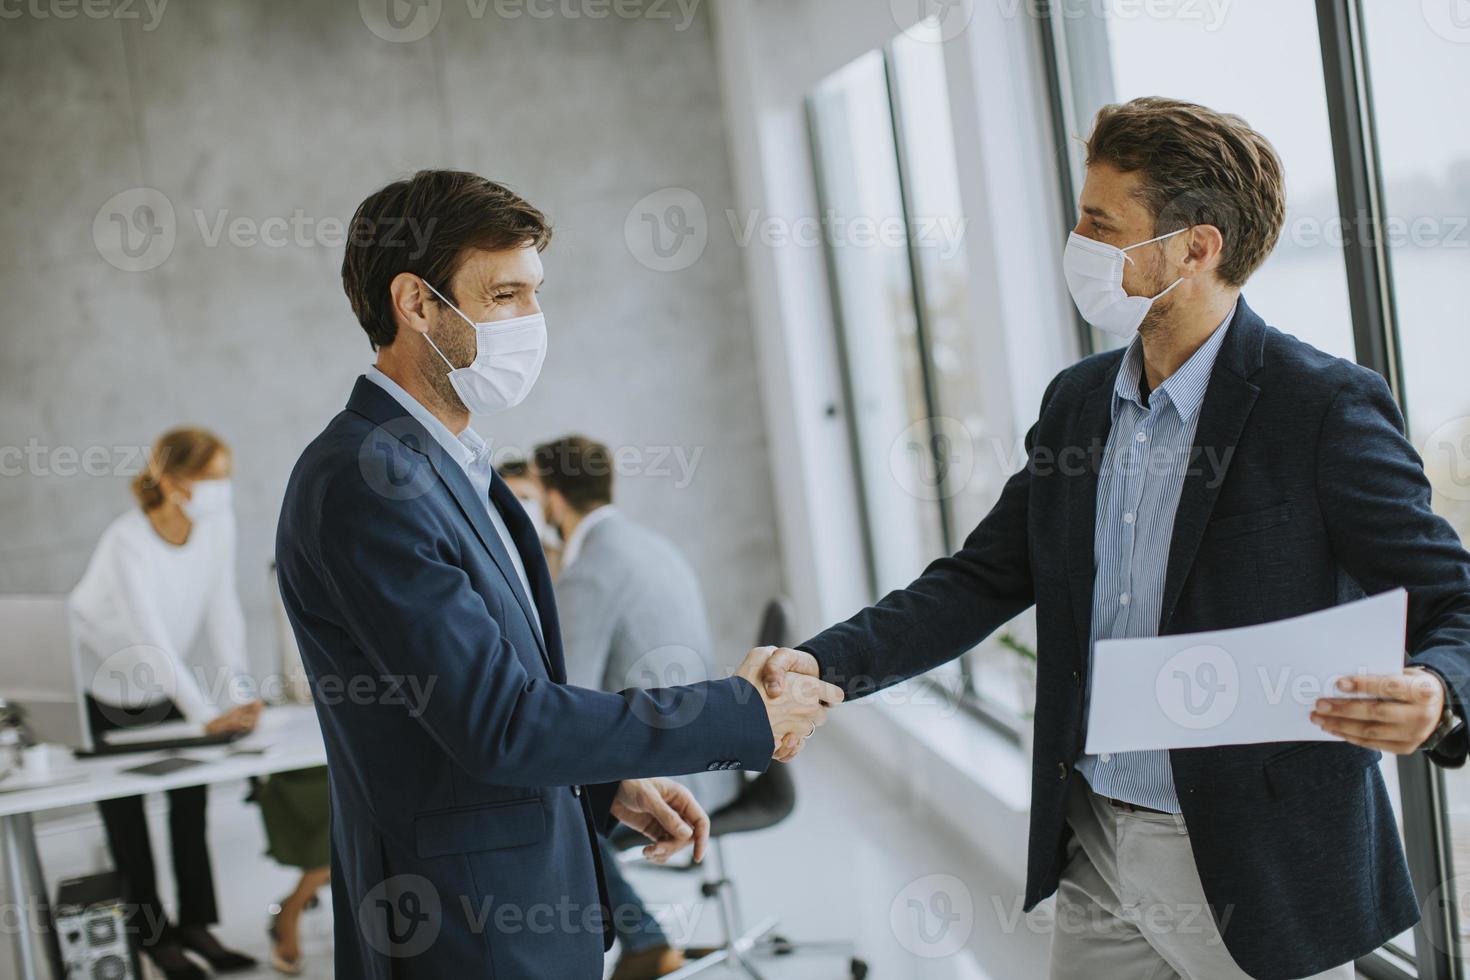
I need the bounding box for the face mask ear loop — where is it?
[1119,225,1191,265]
[1153,275,1186,301]
[415,276,475,371]
[421,327,458,372]
[417,276,476,327]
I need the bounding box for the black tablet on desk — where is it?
[119,756,208,778]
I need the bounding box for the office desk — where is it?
[0,705,326,979]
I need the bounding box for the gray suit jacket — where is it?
[555,508,743,814]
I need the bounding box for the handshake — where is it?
[736,646,845,762]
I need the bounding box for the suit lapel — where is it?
[425,452,556,673]
[1158,370,1260,633]
[489,472,566,683]
[1156,300,1265,632]
[1067,378,1114,667]
[345,377,556,677]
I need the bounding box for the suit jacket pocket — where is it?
[1206,501,1293,541]
[1263,740,1379,800]
[415,797,545,859]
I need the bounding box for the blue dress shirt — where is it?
[1074,303,1236,812]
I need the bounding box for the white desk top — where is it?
[0,704,327,819]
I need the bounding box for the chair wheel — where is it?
[850,957,869,979]
[769,934,793,955]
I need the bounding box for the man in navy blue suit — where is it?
[275,170,843,979]
[760,98,1470,979]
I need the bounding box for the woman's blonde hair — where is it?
[131,427,230,512]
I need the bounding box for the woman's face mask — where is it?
[181,478,233,523]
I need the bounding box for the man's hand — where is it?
[610,777,710,864]
[736,647,844,763]
[1310,667,1446,754]
[205,700,264,737]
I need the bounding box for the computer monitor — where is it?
[0,595,93,752]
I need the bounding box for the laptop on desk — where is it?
[80,719,244,757]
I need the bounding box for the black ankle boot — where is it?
[142,941,207,980]
[175,926,259,973]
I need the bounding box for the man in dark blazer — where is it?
[763,98,1470,979]
[275,170,842,979]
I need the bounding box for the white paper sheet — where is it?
[1083,588,1408,753]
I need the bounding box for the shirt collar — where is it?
[364,366,490,470]
[560,504,616,572]
[1111,301,1237,424]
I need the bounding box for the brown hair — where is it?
[341,170,553,350]
[131,427,229,512]
[532,436,613,514]
[1085,97,1286,287]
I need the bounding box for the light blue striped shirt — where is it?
[1074,303,1236,812]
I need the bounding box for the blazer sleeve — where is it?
[1316,370,1470,767]
[798,372,1061,700]
[311,471,775,786]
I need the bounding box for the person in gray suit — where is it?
[507,436,741,980]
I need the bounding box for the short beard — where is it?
[1136,254,1178,339]
[420,309,473,415]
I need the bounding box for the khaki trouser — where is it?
[1048,771,1356,980]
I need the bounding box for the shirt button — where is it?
[1072,670,1081,685]
[573,785,582,797]
[1120,592,1131,606]
[1057,762,1068,780]
[1135,431,1147,443]
[1100,753,1112,763]
[1123,512,1135,524]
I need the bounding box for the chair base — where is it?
[659,914,868,979]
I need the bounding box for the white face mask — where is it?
[516,494,562,550]
[1063,227,1188,339]
[181,479,232,523]
[418,279,548,416]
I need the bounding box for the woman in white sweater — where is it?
[71,427,262,980]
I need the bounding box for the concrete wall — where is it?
[0,0,781,680]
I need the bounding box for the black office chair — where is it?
[611,598,868,979]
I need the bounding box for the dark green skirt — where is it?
[253,766,330,870]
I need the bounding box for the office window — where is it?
[1362,0,1470,960]
[1052,1,1357,359]
[808,49,945,597]
[808,30,1034,729]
